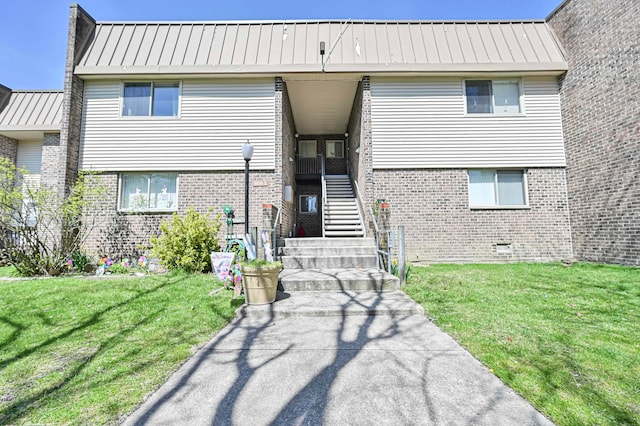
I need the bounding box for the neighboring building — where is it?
[0,86,63,195]
[3,4,579,263]
[548,0,639,266]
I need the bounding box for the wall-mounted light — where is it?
[320,41,326,71]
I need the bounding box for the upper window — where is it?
[465,80,521,114]
[298,140,317,158]
[468,170,527,207]
[122,82,180,117]
[119,173,178,212]
[326,140,344,158]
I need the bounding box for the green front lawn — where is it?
[0,273,236,425]
[404,262,640,426]
[0,266,17,277]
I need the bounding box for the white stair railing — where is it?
[321,155,326,238]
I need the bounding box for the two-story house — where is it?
[1,4,575,263]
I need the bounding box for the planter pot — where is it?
[240,264,282,305]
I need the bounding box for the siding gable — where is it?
[370,76,566,168]
[80,80,276,171]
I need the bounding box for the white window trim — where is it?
[299,194,318,215]
[120,81,182,119]
[117,172,179,213]
[468,169,530,210]
[463,78,524,116]
[326,140,345,159]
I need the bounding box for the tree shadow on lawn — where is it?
[0,315,25,353]
[472,270,640,425]
[0,274,189,424]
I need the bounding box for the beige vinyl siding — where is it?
[80,79,275,171]
[370,76,566,168]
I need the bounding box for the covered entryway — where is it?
[283,75,365,238]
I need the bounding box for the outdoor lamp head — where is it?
[320,41,326,56]
[242,141,254,161]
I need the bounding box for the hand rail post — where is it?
[352,179,367,238]
[321,154,326,238]
[271,206,282,261]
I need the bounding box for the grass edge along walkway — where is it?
[0,272,236,425]
[403,262,640,426]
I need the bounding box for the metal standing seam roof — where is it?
[75,20,568,75]
[0,91,63,131]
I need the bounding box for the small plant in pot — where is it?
[239,259,283,305]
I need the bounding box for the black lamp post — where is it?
[242,140,254,237]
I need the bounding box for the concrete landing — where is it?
[237,290,424,318]
[279,268,400,291]
[123,290,554,426]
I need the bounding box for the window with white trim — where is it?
[465,79,521,114]
[326,140,344,158]
[122,82,180,117]
[119,173,178,212]
[299,195,318,214]
[468,170,527,207]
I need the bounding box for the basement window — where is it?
[119,173,178,212]
[468,170,528,208]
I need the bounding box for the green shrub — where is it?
[107,263,129,274]
[70,250,93,272]
[151,207,222,273]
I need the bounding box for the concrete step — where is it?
[283,237,373,247]
[324,175,349,180]
[282,255,375,269]
[278,269,400,292]
[237,290,420,318]
[281,246,376,256]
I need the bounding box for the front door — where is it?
[325,139,347,175]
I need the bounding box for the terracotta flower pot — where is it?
[240,263,282,305]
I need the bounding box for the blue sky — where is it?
[0,0,562,89]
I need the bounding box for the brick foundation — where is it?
[277,78,296,238]
[0,135,18,164]
[83,171,278,259]
[373,168,573,262]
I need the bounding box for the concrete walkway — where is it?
[123,291,553,426]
